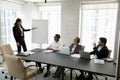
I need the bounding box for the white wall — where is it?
[21,2,40,50]
[0,0,22,48]
[0,1,40,50]
[0,0,120,58]
[114,0,120,58]
[61,0,119,58]
[61,0,80,46]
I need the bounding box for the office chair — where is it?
[107,50,112,58]
[94,49,112,80]
[0,44,36,79]
[4,54,37,80]
[0,44,14,79]
[81,46,85,51]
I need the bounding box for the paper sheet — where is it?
[70,54,80,58]
[94,59,104,64]
[43,50,53,53]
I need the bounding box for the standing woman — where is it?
[13,18,35,53]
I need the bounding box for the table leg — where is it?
[70,68,72,80]
[10,76,13,80]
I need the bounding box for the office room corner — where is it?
[0,0,120,80]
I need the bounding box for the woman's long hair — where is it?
[14,18,21,26]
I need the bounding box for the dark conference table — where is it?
[17,51,116,80]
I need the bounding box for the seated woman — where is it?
[52,37,83,78]
[69,37,83,54]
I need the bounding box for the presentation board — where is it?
[32,19,48,44]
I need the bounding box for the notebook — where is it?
[79,51,91,59]
[59,47,70,55]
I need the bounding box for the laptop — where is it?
[79,51,91,59]
[59,47,70,55]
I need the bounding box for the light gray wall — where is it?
[61,0,120,59]
[61,0,80,46]
[0,0,22,45]
[0,0,120,58]
[114,0,120,59]
[0,1,2,45]
[21,2,40,50]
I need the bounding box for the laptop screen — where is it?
[79,51,91,59]
[59,47,70,55]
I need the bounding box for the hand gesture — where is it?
[93,42,96,47]
[16,42,20,46]
[31,27,37,30]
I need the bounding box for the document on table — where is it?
[70,54,80,58]
[31,48,44,52]
[94,59,105,64]
[28,52,35,54]
[43,50,53,53]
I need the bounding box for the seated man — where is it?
[90,37,109,59]
[76,37,109,80]
[44,34,62,77]
[52,37,83,78]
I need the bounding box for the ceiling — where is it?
[0,0,64,5]
[1,0,118,5]
[18,0,62,2]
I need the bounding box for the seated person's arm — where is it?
[69,44,73,55]
[46,47,53,50]
[90,47,98,55]
[46,47,60,52]
[90,43,98,55]
[46,43,54,50]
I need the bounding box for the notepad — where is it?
[94,59,104,64]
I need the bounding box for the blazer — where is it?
[90,45,109,59]
[69,43,82,54]
[13,25,30,42]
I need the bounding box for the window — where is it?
[39,6,61,48]
[80,3,118,58]
[0,8,20,49]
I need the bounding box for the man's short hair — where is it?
[99,37,107,45]
[55,34,61,39]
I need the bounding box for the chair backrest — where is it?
[107,49,112,58]
[81,45,85,51]
[0,44,14,55]
[4,54,26,80]
[0,50,3,63]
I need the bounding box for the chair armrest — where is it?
[0,53,3,56]
[25,65,37,69]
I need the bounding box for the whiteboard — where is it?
[32,19,48,44]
